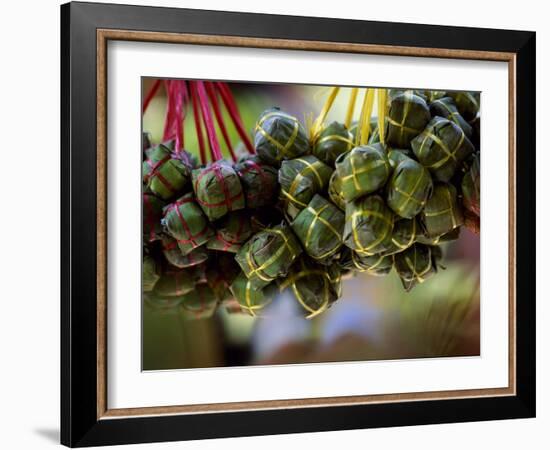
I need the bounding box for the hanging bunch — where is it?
[142,79,481,318]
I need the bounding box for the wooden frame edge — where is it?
[96,28,517,420]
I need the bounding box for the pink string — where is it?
[195,81,222,161]
[142,79,161,114]
[190,82,207,165]
[216,82,255,154]
[205,82,236,161]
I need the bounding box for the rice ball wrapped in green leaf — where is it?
[386,156,433,219]
[234,155,279,208]
[179,283,218,320]
[280,258,342,319]
[207,211,253,253]
[429,97,473,138]
[461,152,480,216]
[143,193,165,242]
[335,144,391,202]
[394,244,443,291]
[153,264,207,297]
[291,194,345,263]
[279,155,333,220]
[447,91,480,122]
[380,218,418,256]
[339,248,393,276]
[313,121,354,166]
[162,193,214,255]
[192,160,245,221]
[143,143,190,200]
[254,108,310,166]
[420,183,464,238]
[411,117,474,182]
[344,194,394,256]
[386,91,430,148]
[229,272,278,317]
[328,171,346,211]
[161,235,208,268]
[235,223,302,288]
[143,255,160,292]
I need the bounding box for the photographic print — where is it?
[142,80,481,371]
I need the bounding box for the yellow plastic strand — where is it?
[311,87,340,140]
[344,88,359,129]
[356,89,375,146]
[377,88,388,145]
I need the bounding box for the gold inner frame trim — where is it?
[96,28,517,420]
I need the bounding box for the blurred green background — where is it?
[142,80,480,371]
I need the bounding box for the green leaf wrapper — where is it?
[280,258,342,319]
[420,183,464,237]
[234,155,279,208]
[386,156,433,219]
[394,244,443,291]
[335,144,391,202]
[279,155,333,220]
[380,218,418,256]
[161,235,209,268]
[235,222,303,288]
[429,97,473,138]
[328,171,346,211]
[162,193,214,255]
[313,121,354,166]
[344,194,394,256]
[254,108,310,166]
[143,193,166,242]
[179,283,219,320]
[447,91,480,122]
[411,117,474,182]
[387,148,414,170]
[416,226,461,245]
[207,211,253,253]
[143,144,190,200]
[461,152,480,216]
[338,248,393,276]
[153,264,207,297]
[291,194,345,262]
[229,272,278,317]
[386,91,430,148]
[192,160,245,221]
[143,255,160,292]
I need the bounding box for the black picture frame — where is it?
[61,1,536,447]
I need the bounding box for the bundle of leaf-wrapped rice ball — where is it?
[335,143,391,201]
[235,222,302,288]
[411,117,474,182]
[142,86,481,320]
[279,257,342,318]
[279,155,333,219]
[254,108,310,166]
[192,160,245,221]
[143,143,193,200]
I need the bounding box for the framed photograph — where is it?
[61,1,536,447]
